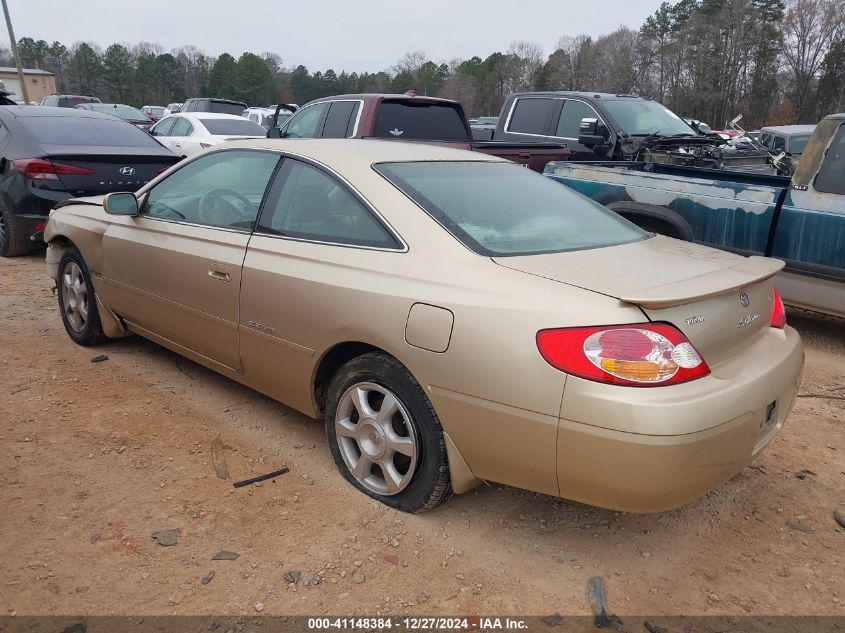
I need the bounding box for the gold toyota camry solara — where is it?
[44,139,804,513]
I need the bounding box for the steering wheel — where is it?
[197,188,254,226]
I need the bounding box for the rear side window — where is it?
[507,98,557,136]
[20,117,163,147]
[814,125,845,195]
[259,159,399,248]
[372,101,469,141]
[171,118,194,136]
[208,101,247,115]
[322,101,360,138]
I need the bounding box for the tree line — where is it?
[7,0,844,127]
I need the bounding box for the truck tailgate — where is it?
[472,141,570,172]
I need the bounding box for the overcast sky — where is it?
[10,0,665,72]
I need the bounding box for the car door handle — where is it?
[208,269,231,282]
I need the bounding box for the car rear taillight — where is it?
[771,289,786,329]
[13,158,95,181]
[536,323,711,387]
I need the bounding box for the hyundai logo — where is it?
[119,166,136,176]
[740,291,750,307]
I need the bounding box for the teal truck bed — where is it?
[544,113,845,318]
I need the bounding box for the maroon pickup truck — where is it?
[267,93,570,172]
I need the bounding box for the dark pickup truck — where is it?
[544,113,845,318]
[486,91,774,174]
[267,93,570,172]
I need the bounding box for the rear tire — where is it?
[325,352,452,513]
[57,247,108,346]
[0,198,31,257]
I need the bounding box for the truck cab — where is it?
[494,92,774,173]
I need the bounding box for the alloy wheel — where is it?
[62,261,89,333]
[335,381,418,496]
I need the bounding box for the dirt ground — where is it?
[1,253,843,618]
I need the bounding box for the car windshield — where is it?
[208,101,248,115]
[201,118,266,136]
[90,104,149,121]
[21,116,163,147]
[376,161,647,256]
[603,100,695,137]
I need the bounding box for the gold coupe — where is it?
[45,140,804,513]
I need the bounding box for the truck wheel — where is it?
[0,198,31,257]
[325,352,452,513]
[607,201,693,241]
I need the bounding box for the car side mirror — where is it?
[267,126,282,139]
[578,117,608,148]
[104,192,139,216]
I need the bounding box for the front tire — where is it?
[325,352,452,513]
[57,247,108,346]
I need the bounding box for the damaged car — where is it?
[44,139,803,513]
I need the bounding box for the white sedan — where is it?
[150,113,266,157]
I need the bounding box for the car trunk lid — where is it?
[40,149,179,196]
[493,236,783,366]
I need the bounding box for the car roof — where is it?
[509,91,647,101]
[219,138,504,165]
[760,124,816,135]
[307,93,461,106]
[0,105,123,120]
[824,113,845,121]
[185,97,247,104]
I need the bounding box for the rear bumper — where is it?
[9,213,48,244]
[555,326,804,511]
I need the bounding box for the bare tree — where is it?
[782,0,845,120]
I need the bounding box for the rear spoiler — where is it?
[620,256,784,309]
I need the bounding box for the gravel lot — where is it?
[1,254,843,617]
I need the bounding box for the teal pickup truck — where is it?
[545,113,845,318]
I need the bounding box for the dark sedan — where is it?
[0,106,179,257]
[74,103,155,131]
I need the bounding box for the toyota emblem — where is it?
[119,166,136,176]
[739,291,750,307]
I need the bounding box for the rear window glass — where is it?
[89,104,148,121]
[58,96,100,107]
[375,161,646,256]
[20,116,162,147]
[201,118,266,136]
[372,101,469,141]
[208,101,248,115]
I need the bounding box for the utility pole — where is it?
[2,0,28,103]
